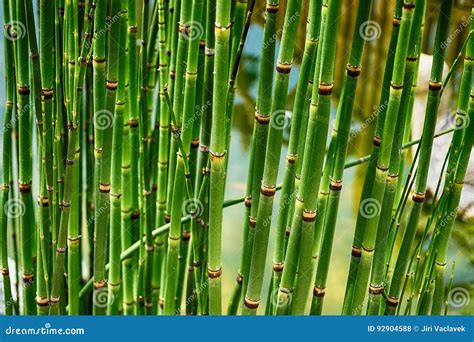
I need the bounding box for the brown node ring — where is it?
[260,185,276,197]
[208,267,222,279]
[318,83,334,96]
[255,111,270,125]
[369,285,384,295]
[351,246,362,257]
[386,296,399,307]
[346,64,361,77]
[302,210,317,223]
[412,191,425,203]
[273,262,284,272]
[313,286,326,297]
[428,80,442,91]
[276,62,292,74]
[244,297,260,309]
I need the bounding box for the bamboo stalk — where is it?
[384,0,454,315]
[242,0,302,315]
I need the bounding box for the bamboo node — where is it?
[266,3,280,13]
[199,144,209,153]
[392,17,401,27]
[346,64,361,77]
[435,260,447,267]
[248,216,257,227]
[18,85,31,96]
[50,296,60,304]
[1,268,9,276]
[36,296,49,306]
[318,83,334,96]
[93,281,106,289]
[244,297,260,309]
[210,150,226,160]
[22,273,34,283]
[191,139,200,148]
[145,244,154,252]
[403,2,415,10]
[236,273,243,285]
[373,136,382,147]
[129,118,139,128]
[273,262,284,272]
[39,196,50,207]
[255,111,271,125]
[1,184,9,191]
[330,180,343,191]
[390,82,403,90]
[42,88,54,99]
[132,211,141,220]
[182,231,191,241]
[99,183,111,193]
[164,213,171,223]
[302,210,317,222]
[286,154,297,164]
[313,286,325,297]
[244,196,252,207]
[260,185,276,197]
[159,298,164,309]
[205,47,215,56]
[56,246,67,254]
[368,285,384,295]
[428,80,442,91]
[66,158,75,166]
[351,246,362,257]
[412,191,425,203]
[285,226,291,237]
[208,267,222,279]
[19,181,32,194]
[386,296,399,307]
[276,62,292,74]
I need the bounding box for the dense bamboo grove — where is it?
[0,0,472,315]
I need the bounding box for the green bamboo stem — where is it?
[233,0,279,313]
[340,0,404,315]
[304,0,369,316]
[384,0,454,315]
[107,2,127,315]
[270,0,322,315]
[126,0,140,314]
[346,0,421,315]
[242,0,302,315]
[49,2,94,314]
[206,0,232,315]
[91,0,109,315]
[13,0,36,315]
[0,0,15,314]
[366,0,425,315]
[152,0,171,314]
[431,10,473,314]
